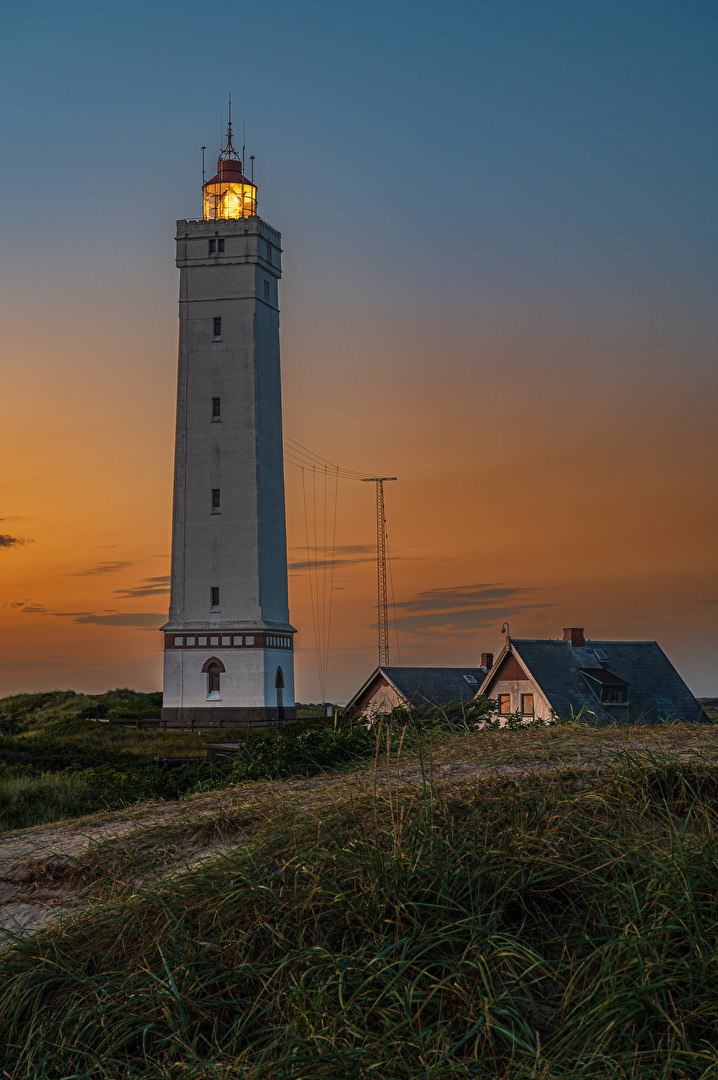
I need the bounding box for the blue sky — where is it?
[1,0,717,698]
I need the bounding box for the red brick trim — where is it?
[164,632,293,651]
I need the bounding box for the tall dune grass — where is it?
[0,745,716,1078]
[0,770,108,831]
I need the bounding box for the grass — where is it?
[0,690,352,831]
[0,769,108,831]
[698,698,718,722]
[0,726,717,1078]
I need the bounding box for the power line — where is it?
[284,438,399,684]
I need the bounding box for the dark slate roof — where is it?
[382,668,490,706]
[348,667,489,711]
[493,639,705,724]
[579,668,629,687]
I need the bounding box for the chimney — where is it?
[480,652,493,670]
[563,627,585,648]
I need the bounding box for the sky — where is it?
[0,0,716,701]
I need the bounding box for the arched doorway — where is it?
[275,667,285,720]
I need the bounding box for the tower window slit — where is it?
[264,280,270,302]
[210,587,220,610]
[213,317,222,339]
[212,396,221,421]
[211,488,221,513]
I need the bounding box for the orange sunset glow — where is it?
[1,2,716,702]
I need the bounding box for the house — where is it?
[476,627,706,725]
[346,662,493,720]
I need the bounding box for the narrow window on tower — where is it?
[218,238,225,253]
[208,239,216,254]
[213,317,222,340]
[207,663,221,698]
[264,280,270,302]
[211,488,221,513]
[211,397,221,422]
[210,587,220,611]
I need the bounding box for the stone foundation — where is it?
[160,706,297,729]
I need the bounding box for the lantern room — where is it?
[203,155,257,220]
[203,115,257,221]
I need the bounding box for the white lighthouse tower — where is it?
[161,119,296,727]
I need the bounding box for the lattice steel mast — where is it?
[362,477,397,667]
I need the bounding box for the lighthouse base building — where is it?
[161,124,296,728]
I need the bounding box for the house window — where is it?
[264,280,270,302]
[208,239,216,254]
[498,694,511,715]
[211,397,221,421]
[218,238,225,253]
[604,687,626,703]
[521,694,534,715]
[210,587,220,610]
[211,488,221,513]
[213,317,222,339]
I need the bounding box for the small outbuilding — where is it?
[346,665,492,721]
[477,627,706,725]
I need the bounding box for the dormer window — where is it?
[604,687,626,703]
[580,668,629,705]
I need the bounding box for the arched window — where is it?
[275,667,285,719]
[202,656,226,700]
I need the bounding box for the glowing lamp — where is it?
[203,155,257,220]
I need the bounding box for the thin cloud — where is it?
[73,561,135,577]
[391,603,551,636]
[392,584,519,613]
[8,602,163,629]
[114,574,171,599]
[0,534,30,549]
[72,613,164,628]
[289,555,376,572]
[290,543,400,572]
[385,583,554,638]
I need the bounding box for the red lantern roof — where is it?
[205,156,253,188]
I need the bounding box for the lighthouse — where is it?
[161,119,296,727]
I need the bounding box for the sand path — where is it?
[2,724,716,944]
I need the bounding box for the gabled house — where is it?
[346,664,491,720]
[477,627,706,725]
